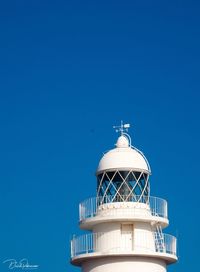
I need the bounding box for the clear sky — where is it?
[0,1,200,271]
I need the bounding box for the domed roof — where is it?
[96,135,151,174]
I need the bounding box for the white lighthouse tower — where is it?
[70,122,178,272]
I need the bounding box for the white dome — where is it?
[116,135,129,148]
[96,136,150,174]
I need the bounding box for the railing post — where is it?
[70,239,73,258]
[86,234,88,253]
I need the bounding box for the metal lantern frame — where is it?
[97,169,150,204]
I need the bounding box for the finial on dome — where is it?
[113,121,132,147]
[116,135,129,148]
[113,120,130,135]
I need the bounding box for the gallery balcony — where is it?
[79,195,169,229]
[71,232,177,265]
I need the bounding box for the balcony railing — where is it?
[79,195,168,221]
[71,232,177,258]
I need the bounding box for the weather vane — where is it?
[113,120,130,135]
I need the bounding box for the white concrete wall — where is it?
[134,222,155,252]
[93,222,121,252]
[92,221,155,254]
[97,202,152,218]
[82,256,166,272]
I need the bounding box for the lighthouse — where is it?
[70,122,178,272]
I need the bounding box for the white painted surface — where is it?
[93,222,121,253]
[133,222,156,252]
[116,135,129,148]
[97,202,152,217]
[82,257,166,272]
[96,146,149,173]
[92,221,156,253]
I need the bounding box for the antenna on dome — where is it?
[113,120,130,135]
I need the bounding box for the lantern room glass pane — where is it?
[97,171,149,203]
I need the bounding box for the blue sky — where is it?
[0,1,200,271]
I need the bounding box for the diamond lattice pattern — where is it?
[97,170,149,204]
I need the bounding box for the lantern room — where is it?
[96,131,151,204]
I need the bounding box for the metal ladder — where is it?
[155,225,166,252]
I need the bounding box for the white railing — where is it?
[79,195,168,221]
[71,232,177,258]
